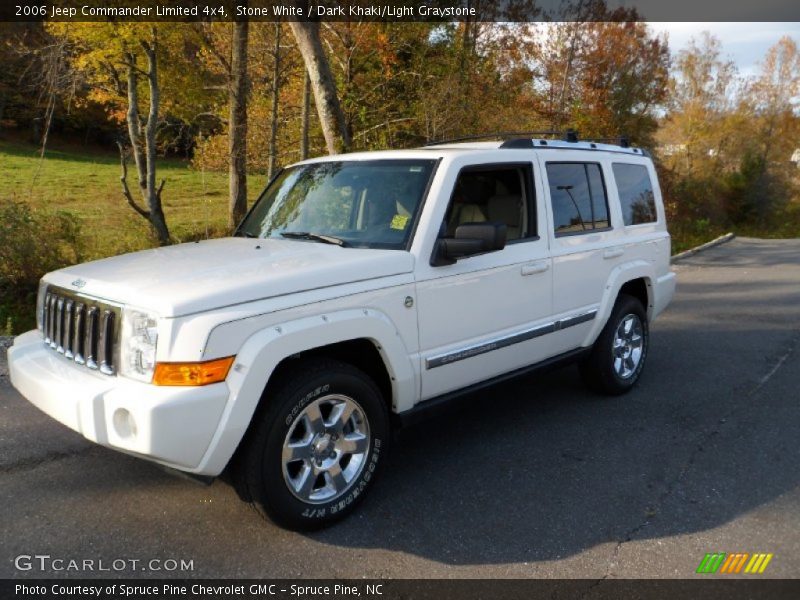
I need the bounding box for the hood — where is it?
[45,238,415,317]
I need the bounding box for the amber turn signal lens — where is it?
[152,356,235,386]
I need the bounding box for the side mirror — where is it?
[431,222,507,266]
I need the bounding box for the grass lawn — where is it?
[0,138,266,260]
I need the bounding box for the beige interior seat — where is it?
[446,202,486,235]
[488,194,523,239]
[456,203,487,225]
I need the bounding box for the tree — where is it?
[194,15,252,231]
[118,30,170,244]
[749,36,800,167]
[534,7,669,145]
[229,17,249,230]
[288,18,350,154]
[66,24,172,244]
[48,22,211,245]
[267,22,282,179]
[660,32,739,174]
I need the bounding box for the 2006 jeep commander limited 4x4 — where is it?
[9,132,675,530]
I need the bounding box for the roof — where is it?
[295,138,649,166]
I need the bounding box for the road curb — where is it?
[671,232,735,263]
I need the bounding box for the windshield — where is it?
[238,159,437,249]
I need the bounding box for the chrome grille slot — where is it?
[43,293,53,344]
[39,286,120,376]
[98,310,115,375]
[55,297,65,353]
[85,306,98,370]
[47,294,58,349]
[64,300,74,358]
[73,303,85,364]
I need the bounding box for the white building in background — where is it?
[791,149,800,166]
[659,144,687,157]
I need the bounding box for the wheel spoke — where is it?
[293,463,316,499]
[328,400,356,432]
[303,402,325,435]
[623,316,634,336]
[338,432,368,455]
[282,441,312,463]
[624,356,635,374]
[326,462,348,492]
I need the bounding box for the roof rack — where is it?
[424,131,563,146]
[585,135,630,148]
[423,129,645,155]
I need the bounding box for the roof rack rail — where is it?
[585,136,631,148]
[424,131,562,146]
[424,130,641,153]
[500,128,580,148]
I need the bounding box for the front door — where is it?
[415,161,554,401]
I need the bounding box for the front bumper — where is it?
[8,330,229,473]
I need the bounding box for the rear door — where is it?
[537,153,626,354]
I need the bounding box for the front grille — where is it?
[41,286,120,375]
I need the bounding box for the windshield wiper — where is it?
[280,231,348,247]
[235,230,257,238]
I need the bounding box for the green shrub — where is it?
[0,199,82,334]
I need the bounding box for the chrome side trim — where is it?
[425,309,597,370]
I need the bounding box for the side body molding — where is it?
[193,309,416,476]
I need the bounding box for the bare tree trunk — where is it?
[124,54,147,194]
[300,69,311,160]
[118,31,170,246]
[555,27,578,130]
[267,22,281,180]
[228,17,249,230]
[288,19,350,155]
[141,35,169,245]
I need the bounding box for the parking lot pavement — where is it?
[1,237,799,579]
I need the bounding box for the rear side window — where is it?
[546,163,610,235]
[612,163,657,225]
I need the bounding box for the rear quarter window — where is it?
[612,163,657,226]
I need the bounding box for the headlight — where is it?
[36,280,48,332]
[119,308,159,382]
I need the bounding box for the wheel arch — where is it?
[193,309,416,476]
[582,261,655,348]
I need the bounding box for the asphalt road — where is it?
[1,237,799,579]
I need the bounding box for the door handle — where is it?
[521,261,550,276]
[603,248,624,259]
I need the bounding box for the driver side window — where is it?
[443,164,536,242]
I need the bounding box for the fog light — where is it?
[113,408,137,439]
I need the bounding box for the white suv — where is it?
[9,133,675,529]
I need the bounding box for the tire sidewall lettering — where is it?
[284,383,331,426]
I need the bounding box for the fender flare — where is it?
[193,308,415,476]
[582,260,655,347]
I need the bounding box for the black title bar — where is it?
[5,579,800,600]
[1,0,800,22]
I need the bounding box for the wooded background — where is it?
[1,1,799,332]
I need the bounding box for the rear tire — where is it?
[580,294,649,395]
[232,358,389,531]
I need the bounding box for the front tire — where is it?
[580,294,649,395]
[233,358,389,530]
